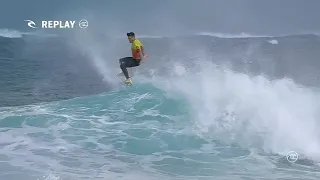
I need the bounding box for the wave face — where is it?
[1,33,320,180]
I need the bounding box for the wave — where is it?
[0,28,318,41]
[195,31,320,39]
[0,29,24,38]
[1,63,320,179]
[195,32,274,38]
[0,29,58,39]
[123,32,320,41]
[151,62,320,162]
[127,32,274,39]
[108,32,275,40]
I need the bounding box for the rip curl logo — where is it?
[24,20,38,28]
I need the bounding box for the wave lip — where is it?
[195,32,274,38]
[0,29,23,38]
[0,28,59,39]
[195,31,320,39]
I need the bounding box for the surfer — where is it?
[119,32,148,85]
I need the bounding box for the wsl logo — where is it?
[24,19,88,29]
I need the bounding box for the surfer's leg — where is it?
[119,57,131,79]
[119,57,139,79]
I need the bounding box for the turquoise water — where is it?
[1,77,320,180]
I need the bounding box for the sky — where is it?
[0,0,319,36]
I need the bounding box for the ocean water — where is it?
[1,30,320,180]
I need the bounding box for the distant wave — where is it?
[268,39,278,44]
[195,32,274,38]
[0,29,23,38]
[137,35,164,39]
[0,29,58,38]
[1,28,318,40]
[135,32,273,39]
[136,32,275,39]
[195,31,320,39]
[133,32,320,40]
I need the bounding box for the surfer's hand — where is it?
[140,55,148,63]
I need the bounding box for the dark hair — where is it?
[126,32,135,37]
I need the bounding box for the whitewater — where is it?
[1,30,320,180]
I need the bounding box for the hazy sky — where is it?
[0,0,319,36]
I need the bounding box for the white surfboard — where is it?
[116,72,133,86]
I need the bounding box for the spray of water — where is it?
[152,60,320,162]
[69,30,122,87]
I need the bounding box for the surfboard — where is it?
[116,72,133,86]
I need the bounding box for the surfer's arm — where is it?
[141,46,145,56]
[140,46,147,60]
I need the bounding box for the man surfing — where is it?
[119,32,148,85]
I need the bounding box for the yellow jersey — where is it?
[131,39,143,60]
